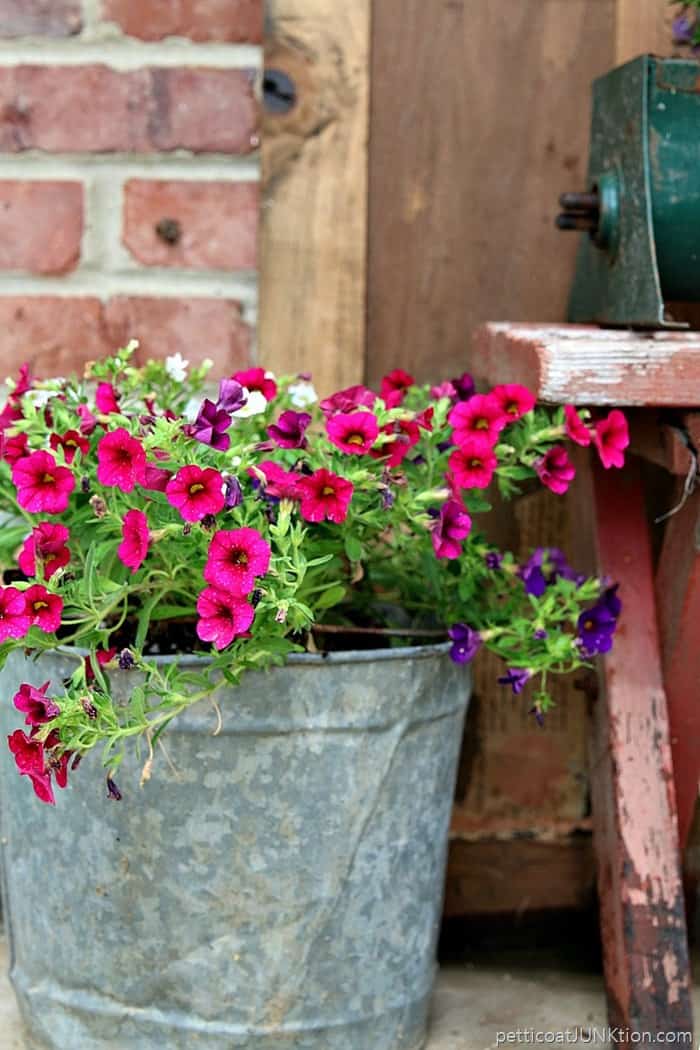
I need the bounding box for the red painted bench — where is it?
[474,323,700,1041]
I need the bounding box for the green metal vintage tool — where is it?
[557,55,700,328]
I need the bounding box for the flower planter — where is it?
[0,642,469,1050]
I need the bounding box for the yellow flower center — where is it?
[347,434,364,445]
[189,483,205,495]
[322,486,335,496]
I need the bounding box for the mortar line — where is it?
[0,41,261,69]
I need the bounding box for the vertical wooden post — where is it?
[580,456,693,1038]
[615,0,672,65]
[259,0,370,394]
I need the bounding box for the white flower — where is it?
[24,389,53,409]
[232,389,267,419]
[288,381,318,408]
[165,353,189,382]
[184,397,201,422]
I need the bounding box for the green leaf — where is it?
[344,535,363,563]
[314,584,347,610]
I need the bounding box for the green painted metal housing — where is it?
[569,55,700,328]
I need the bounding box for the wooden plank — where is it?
[366,0,616,386]
[473,323,700,406]
[580,455,693,1037]
[616,0,672,65]
[259,0,369,395]
[444,836,595,917]
[655,487,700,850]
[627,411,696,477]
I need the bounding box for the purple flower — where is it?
[118,648,135,670]
[217,378,247,414]
[451,372,476,401]
[187,399,232,451]
[224,476,243,509]
[519,547,578,597]
[530,706,545,728]
[673,10,696,43]
[485,551,503,570]
[448,623,482,664]
[498,667,532,694]
[106,776,122,801]
[577,600,619,656]
[381,486,394,510]
[267,410,312,449]
[432,500,472,559]
[601,584,622,619]
[533,629,548,640]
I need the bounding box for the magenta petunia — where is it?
[166,465,225,523]
[320,385,376,417]
[7,729,54,804]
[12,450,75,514]
[327,411,379,455]
[536,445,576,495]
[380,368,415,409]
[564,405,592,447]
[448,444,498,490]
[233,368,277,402]
[298,468,354,524]
[217,378,247,414]
[253,460,303,501]
[449,394,507,447]
[118,509,150,573]
[203,527,271,596]
[50,429,89,464]
[95,382,120,415]
[13,681,60,726]
[0,586,31,642]
[0,431,28,465]
[594,410,629,469]
[196,587,255,651]
[432,499,472,559]
[77,403,98,436]
[97,428,147,493]
[18,522,70,580]
[143,462,173,492]
[24,584,63,633]
[268,410,312,449]
[492,384,535,422]
[372,419,420,468]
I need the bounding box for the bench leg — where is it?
[580,456,693,1038]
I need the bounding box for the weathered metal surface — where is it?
[473,323,700,406]
[583,457,693,1039]
[655,486,700,852]
[0,643,469,1050]
[567,56,700,328]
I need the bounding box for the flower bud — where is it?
[89,495,107,518]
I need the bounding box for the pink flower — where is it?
[492,384,535,422]
[0,431,28,465]
[380,368,415,408]
[24,584,63,633]
[298,468,354,524]
[449,394,508,447]
[95,382,120,414]
[536,445,576,495]
[253,460,303,501]
[327,411,379,455]
[564,405,592,447]
[18,522,70,580]
[203,528,271,595]
[594,410,629,469]
[85,647,117,684]
[196,587,255,651]
[7,730,54,804]
[0,586,31,641]
[432,499,472,559]
[448,444,498,490]
[372,420,420,467]
[431,381,457,400]
[50,429,90,464]
[12,450,75,514]
[143,462,172,492]
[77,403,98,436]
[233,368,277,402]
[97,428,147,492]
[320,385,376,417]
[13,681,59,726]
[166,466,225,523]
[118,509,150,573]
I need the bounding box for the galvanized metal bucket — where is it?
[0,643,469,1050]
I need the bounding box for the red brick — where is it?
[0,297,110,377]
[102,0,262,43]
[104,297,252,374]
[0,181,83,274]
[0,0,82,37]
[0,66,258,153]
[123,180,258,270]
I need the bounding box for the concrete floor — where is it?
[0,935,611,1050]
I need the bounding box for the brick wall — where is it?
[0,0,262,378]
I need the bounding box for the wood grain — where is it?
[615,0,672,64]
[367,0,615,386]
[259,0,369,395]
